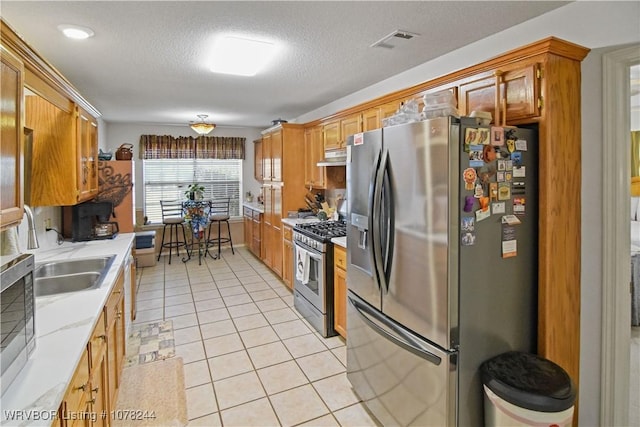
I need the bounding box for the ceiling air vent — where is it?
[370,30,420,49]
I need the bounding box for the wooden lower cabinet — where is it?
[58,350,90,427]
[243,206,263,258]
[282,225,293,290]
[333,245,347,339]
[58,268,126,427]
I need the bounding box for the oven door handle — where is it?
[294,241,323,262]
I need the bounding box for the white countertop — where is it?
[281,217,320,227]
[331,236,347,248]
[1,233,135,426]
[243,201,265,213]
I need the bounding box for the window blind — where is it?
[143,158,242,223]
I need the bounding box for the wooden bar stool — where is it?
[206,198,235,259]
[157,200,189,264]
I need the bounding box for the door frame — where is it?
[601,45,639,426]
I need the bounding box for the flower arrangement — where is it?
[183,200,210,238]
[245,191,254,202]
[185,183,205,200]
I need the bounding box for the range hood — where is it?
[317,148,347,167]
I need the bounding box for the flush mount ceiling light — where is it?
[57,24,95,40]
[210,36,277,77]
[190,114,216,135]
[370,30,419,49]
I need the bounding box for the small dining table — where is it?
[181,199,214,264]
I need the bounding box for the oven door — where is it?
[293,240,326,312]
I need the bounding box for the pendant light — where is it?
[190,114,216,135]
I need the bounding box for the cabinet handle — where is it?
[97,334,106,341]
[92,387,99,393]
[87,398,96,404]
[76,383,87,392]
[117,310,122,319]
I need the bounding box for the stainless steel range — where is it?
[292,220,346,337]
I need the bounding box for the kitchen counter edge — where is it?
[1,233,135,426]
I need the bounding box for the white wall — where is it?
[293,2,640,425]
[103,123,263,211]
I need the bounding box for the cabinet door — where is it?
[303,128,313,187]
[271,129,283,182]
[252,213,262,257]
[282,225,293,288]
[362,108,381,132]
[272,226,283,278]
[89,351,108,427]
[0,46,24,229]
[244,214,253,246]
[340,115,361,146]
[334,265,347,338]
[311,126,326,188]
[304,126,326,188]
[254,139,263,182]
[262,133,272,182]
[263,185,273,226]
[458,64,540,123]
[60,348,90,427]
[76,107,98,202]
[323,120,341,151]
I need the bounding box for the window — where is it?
[143,158,242,223]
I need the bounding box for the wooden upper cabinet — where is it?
[271,129,283,182]
[27,96,99,206]
[253,139,263,182]
[262,133,272,182]
[323,119,341,151]
[76,106,98,201]
[304,125,326,188]
[262,129,283,182]
[0,45,24,230]
[323,115,362,150]
[340,114,361,144]
[458,63,541,124]
[362,101,401,131]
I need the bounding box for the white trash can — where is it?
[480,351,576,427]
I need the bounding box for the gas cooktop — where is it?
[294,220,347,242]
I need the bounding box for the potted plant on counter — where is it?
[185,183,205,200]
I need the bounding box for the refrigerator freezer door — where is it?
[380,119,458,350]
[347,129,383,310]
[347,291,457,426]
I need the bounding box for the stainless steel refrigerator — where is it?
[346,117,537,426]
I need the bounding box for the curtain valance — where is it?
[140,135,245,159]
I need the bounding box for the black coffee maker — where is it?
[68,201,119,241]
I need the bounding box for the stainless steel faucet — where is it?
[24,204,39,249]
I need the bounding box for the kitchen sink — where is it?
[34,255,116,297]
[35,256,115,278]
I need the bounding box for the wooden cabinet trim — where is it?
[302,37,588,128]
[1,19,100,117]
[0,44,25,230]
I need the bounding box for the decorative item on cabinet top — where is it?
[115,144,133,160]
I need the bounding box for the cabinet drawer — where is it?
[335,246,347,270]
[89,311,106,370]
[283,225,292,242]
[243,207,252,218]
[63,348,90,416]
[253,211,262,221]
[105,271,124,324]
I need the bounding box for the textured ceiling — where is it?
[1,1,570,128]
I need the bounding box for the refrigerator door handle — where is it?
[372,149,387,293]
[368,149,383,289]
[380,153,395,290]
[349,295,442,366]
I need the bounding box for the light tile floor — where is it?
[134,246,379,427]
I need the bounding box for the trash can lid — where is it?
[480,351,576,412]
